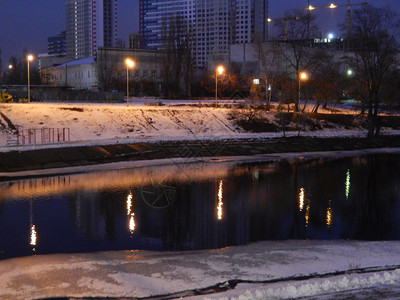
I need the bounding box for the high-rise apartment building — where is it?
[48,31,67,56]
[66,0,118,60]
[139,0,193,50]
[139,0,269,69]
[129,33,141,49]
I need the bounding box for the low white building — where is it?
[41,48,166,96]
[38,53,68,70]
[41,57,97,90]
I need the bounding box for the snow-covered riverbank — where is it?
[2,102,397,153]
[1,240,400,299]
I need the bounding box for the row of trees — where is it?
[349,6,400,136]
[0,49,41,86]
[222,5,399,137]
[160,15,192,99]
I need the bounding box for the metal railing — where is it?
[7,128,71,146]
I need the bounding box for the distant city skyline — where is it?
[0,0,398,66]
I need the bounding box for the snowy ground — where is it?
[0,241,400,299]
[1,101,400,299]
[0,101,390,153]
[0,102,254,149]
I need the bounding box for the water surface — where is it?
[1,153,400,260]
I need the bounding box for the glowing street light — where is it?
[307,3,338,10]
[27,54,34,103]
[8,64,13,70]
[215,65,225,100]
[125,58,135,103]
[305,2,367,39]
[265,18,273,40]
[300,72,308,81]
[347,69,353,76]
[298,71,309,110]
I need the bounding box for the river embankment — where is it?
[1,102,400,177]
[1,135,400,178]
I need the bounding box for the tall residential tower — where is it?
[139,0,269,69]
[66,0,118,60]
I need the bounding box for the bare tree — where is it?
[161,15,192,99]
[5,52,40,85]
[5,56,23,84]
[274,9,320,111]
[97,48,120,91]
[307,49,341,113]
[346,5,399,137]
[274,73,296,112]
[380,69,400,108]
[252,41,281,107]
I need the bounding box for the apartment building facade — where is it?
[66,0,118,60]
[139,0,269,69]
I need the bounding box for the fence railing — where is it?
[7,128,71,146]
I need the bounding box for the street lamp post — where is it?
[215,65,224,101]
[266,18,272,41]
[27,55,34,103]
[298,71,308,111]
[125,58,135,104]
[347,69,353,76]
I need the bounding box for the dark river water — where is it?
[1,153,400,260]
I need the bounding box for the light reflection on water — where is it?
[299,187,305,211]
[326,200,332,227]
[127,191,136,234]
[0,163,235,200]
[217,180,223,220]
[1,153,400,260]
[345,169,351,200]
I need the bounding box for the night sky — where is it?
[0,0,398,66]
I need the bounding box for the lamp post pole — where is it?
[215,70,218,101]
[28,61,30,102]
[125,58,135,104]
[126,66,129,101]
[298,71,308,111]
[298,77,301,111]
[27,55,34,103]
[215,65,224,101]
